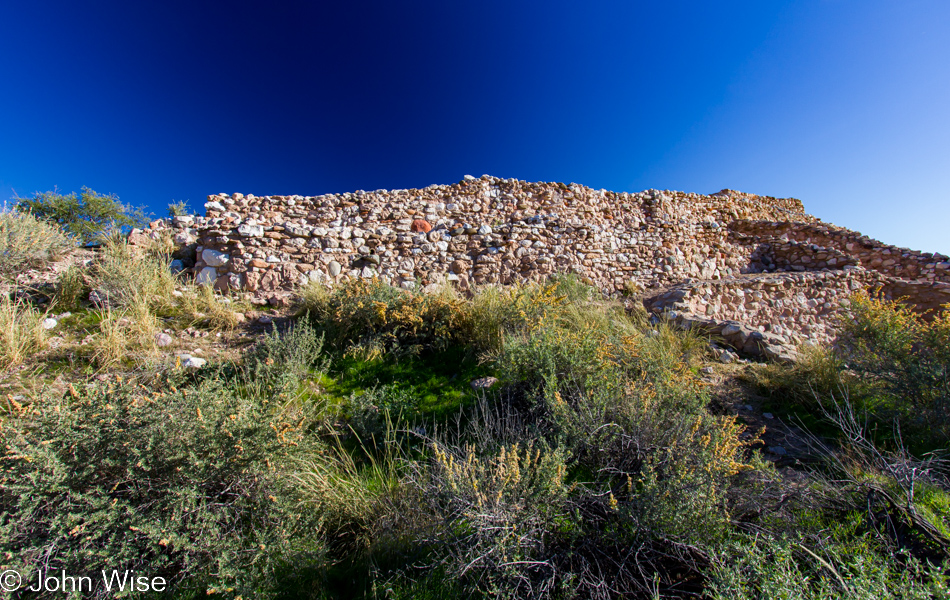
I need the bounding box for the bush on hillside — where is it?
[0,323,333,598]
[838,292,950,442]
[750,291,950,453]
[707,536,947,600]
[15,187,149,244]
[0,209,73,276]
[302,278,471,358]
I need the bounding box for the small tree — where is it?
[15,187,150,244]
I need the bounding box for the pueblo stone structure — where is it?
[144,175,950,362]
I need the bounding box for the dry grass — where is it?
[89,236,177,312]
[0,210,74,276]
[87,305,160,369]
[175,284,244,331]
[0,295,49,369]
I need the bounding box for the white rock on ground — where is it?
[177,354,207,369]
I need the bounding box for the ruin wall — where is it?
[140,175,950,355]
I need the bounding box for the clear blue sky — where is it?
[1,1,948,253]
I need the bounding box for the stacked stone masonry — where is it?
[144,175,950,360]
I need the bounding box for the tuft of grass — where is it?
[0,295,48,369]
[86,305,160,370]
[175,283,244,331]
[88,236,176,313]
[53,264,89,310]
[0,210,74,276]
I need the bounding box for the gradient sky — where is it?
[1,1,948,253]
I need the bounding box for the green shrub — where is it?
[167,200,191,217]
[344,385,418,440]
[303,278,470,358]
[242,320,330,400]
[15,187,149,244]
[0,329,333,598]
[420,440,571,597]
[707,536,948,600]
[838,292,950,449]
[0,209,73,276]
[751,292,950,453]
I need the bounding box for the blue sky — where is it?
[1,1,948,253]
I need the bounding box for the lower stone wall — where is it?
[645,268,950,358]
[732,220,950,283]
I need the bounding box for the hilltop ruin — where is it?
[143,175,950,361]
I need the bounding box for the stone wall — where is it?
[644,267,950,361]
[157,178,817,295]
[142,175,950,358]
[732,220,950,283]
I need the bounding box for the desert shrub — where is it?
[0,324,338,597]
[303,278,470,358]
[15,187,149,244]
[748,292,950,453]
[242,320,330,399]
[0,372,329,599]
[707,535,947,600]
[417,440,571,597]
[0,209,73,275]
[837,292,950,448]
[466,281,571,354]
[167,200,191,217]
[0,294,48,369]
[434,284,756,595]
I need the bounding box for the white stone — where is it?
[202,249,230,266]
[178,354,207,369]
[42,318,58,330]
[196,267,218,285]
[237,223,264,237]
